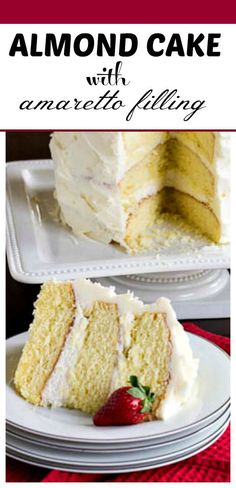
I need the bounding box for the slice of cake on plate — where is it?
[14,278,199,420]
[50,131,230,253]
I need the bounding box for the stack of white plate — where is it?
[6,332,230,473]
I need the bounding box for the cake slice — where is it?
[14,279,199,419]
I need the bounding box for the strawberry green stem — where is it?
[128,376,155,413]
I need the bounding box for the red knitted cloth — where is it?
[6,323,230,483]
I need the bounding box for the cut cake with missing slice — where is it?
[50,131,230,253]
[14,278,199,420]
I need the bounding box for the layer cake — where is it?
[50,131,230,253]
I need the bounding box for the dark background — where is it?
[6,132,230,338]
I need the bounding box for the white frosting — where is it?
[50,132,166,247]
[149,298,199,419]
[211,133,230,243]
[41,299,88,407]
[41,279,199,418]
[53,171,127,244]
[51,132,166,184]
[50,131,230,248]
[73,278,144,317]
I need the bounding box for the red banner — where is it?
[0,0,236,23]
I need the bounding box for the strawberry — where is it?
[93,375,155,426]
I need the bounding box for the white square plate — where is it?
[6,160,230,284]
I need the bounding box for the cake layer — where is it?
[163,188,221,242]
[14,282,75,405]
[111,311,172,417]
[66,301,120,414]
[124,193,163,252]
[172,132,215,167]
[167,138,215,199]
[122,132,168,170]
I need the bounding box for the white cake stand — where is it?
[97,269,230,320]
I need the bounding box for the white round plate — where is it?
[6,415,229,467]
[6,404,230,453]
[6,421,229,473]
[6,331,230,445]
